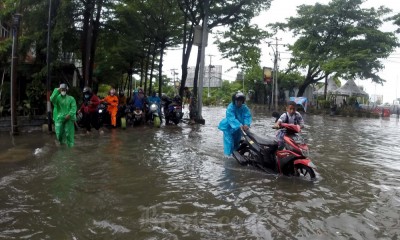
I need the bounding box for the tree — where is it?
[176,0,273,97]
[216,23,269,71]
[271,0,399,96]
[388,13,400,33]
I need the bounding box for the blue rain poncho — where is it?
[218,102,252,155]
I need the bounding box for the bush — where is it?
[26,79,46,115]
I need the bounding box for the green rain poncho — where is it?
[50,88,77,147]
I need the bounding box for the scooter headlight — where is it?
[150,104,158,112]
[300,148,309,157]
[98,109,103,113]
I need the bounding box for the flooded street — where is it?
[1,106,400,239]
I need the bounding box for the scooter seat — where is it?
[247,131,278,148]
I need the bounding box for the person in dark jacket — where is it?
[78,87,102,134]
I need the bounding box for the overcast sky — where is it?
[163,0,400,103]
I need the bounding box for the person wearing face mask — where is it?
[218,91,252,156]
[102,88,119,127]
[78,87,101,134]
[50,83,77,147]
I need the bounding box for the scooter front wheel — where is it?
[294,164,316,179]
[154,116,161,128]
[120,117,126,129]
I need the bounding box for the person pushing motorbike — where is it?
[102,88,119,127]
[128,87,146,123]
[50,83,77,147]
[218,91,252,156]
[146,90,162,122]
[274,101,305,149]
[78,87,102,134]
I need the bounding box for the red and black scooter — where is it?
[232,113,317,179]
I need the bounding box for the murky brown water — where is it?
[1,107,400,239]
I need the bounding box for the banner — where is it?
[289,97,308,112]
[263,67,272,84]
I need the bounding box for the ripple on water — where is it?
[1,108,400,239]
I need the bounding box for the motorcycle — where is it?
[162,95,183,125]
[232,114,317,179]
[125,106,144,126]
[146,102,161,127]
[97,101,110,127]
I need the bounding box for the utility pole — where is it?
[46,0,52,132]
[267,37,285,111]
[207,54,214,98]
[10,13,22,135]
[196,0,209,124]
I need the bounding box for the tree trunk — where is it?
[81,0,93,86]
[148,46,157,95]
[88,0,103,87]
[192,46,202,97]
[179,17,194,97]
[143,42,152,88]
[158,42,165,97]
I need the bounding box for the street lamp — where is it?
[10,13,22,135]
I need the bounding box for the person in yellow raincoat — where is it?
[103,88,119,127]
[50,83,77,147]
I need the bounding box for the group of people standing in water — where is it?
[51,83,304,157]
[50,83,192,147]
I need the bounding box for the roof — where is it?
[332,79,368,97]
[313,77,339,95]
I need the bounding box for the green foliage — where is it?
[270,0,399,96]
[277,71,304,90]
[68,86,82,105]
[318,99,330,109]
[387,12,400,33]
[216,24,269,71]
[25,77,45,114]
[0,82,10,107]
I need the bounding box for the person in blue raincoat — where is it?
[218,92,252,156]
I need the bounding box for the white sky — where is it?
[163,0,400,103]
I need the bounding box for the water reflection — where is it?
[1,107,400,239]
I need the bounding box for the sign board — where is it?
[185,65,222,88]
[263,67,272,84]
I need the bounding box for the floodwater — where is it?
[1,106,399,239]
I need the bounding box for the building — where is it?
[185,65,222,88]
[0,20,11,41]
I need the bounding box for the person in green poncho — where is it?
[50,83,77,147]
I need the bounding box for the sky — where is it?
[163,0,400,103]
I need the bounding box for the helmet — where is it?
[83,87,92,94]
[173,95,182,102]
[59,83,68,90]
[233,91,245,102]
[110,89,116,95]
[119,91,124,96]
